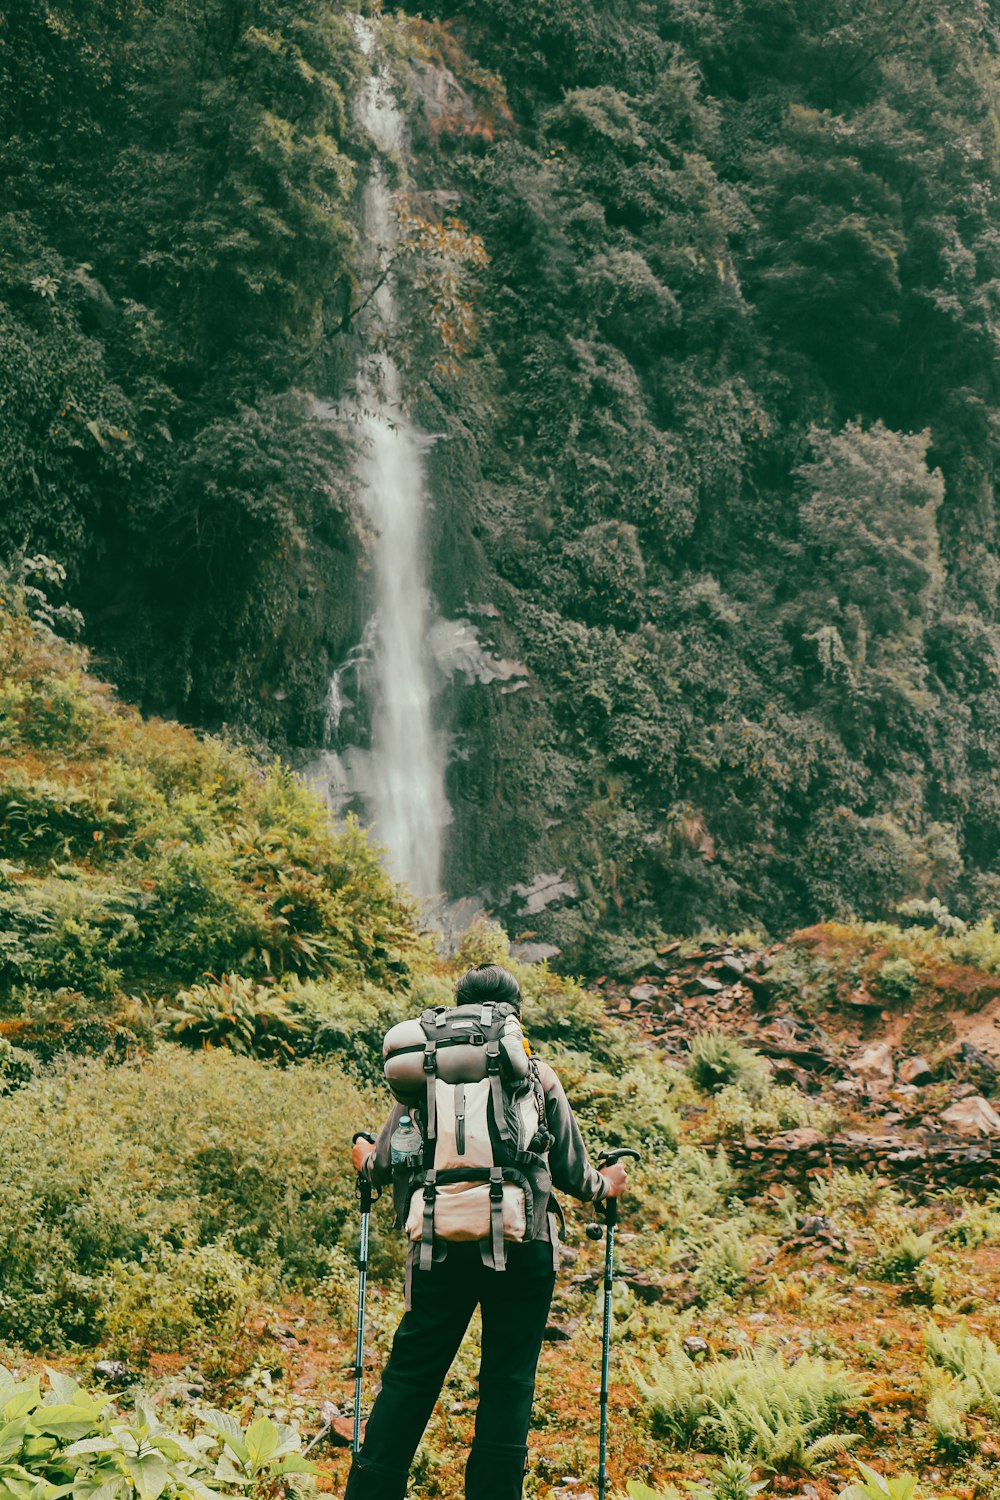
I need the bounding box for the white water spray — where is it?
[309,20,448,902]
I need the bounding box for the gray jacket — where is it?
[361,1056,608,1241]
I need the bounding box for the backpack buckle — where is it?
[423,1039,438,1073]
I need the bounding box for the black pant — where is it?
[344,1240,556,1499]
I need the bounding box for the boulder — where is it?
[628,982,659,1002]
[765,1127,825,1151]
[939,1095,1000,1137]
[850,1042,895,1086]
[510,941,561,964]
[897,1055,933,1086]
[937,1041,999,1092]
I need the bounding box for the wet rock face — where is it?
[407,57,508,149]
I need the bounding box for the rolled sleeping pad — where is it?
[383,1015,530,1103]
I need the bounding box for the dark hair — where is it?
[455,963,522,1011]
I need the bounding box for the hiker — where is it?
[343,962,629,1500]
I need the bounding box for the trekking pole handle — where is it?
[353,1131,377,1212]
[597,1147,641,1227]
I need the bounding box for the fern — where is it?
[922,1322,1000,1451]
[924,1321,1000,1402]
[636,1342,862,1470]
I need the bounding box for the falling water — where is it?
[309,20,447,902]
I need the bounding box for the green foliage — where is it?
[166,975,307,1061]
[636,1340,862,1469]
[5,0,1000,958]
[924,1323,1000,1405]
[693,1223,754,1304]
[872,958,919,1008]
[102,1241,257,1358]
[709,1456,769,1500]
[0,0,366,738]
[0,1047,382,1350]
[0,603,427,1041]
[711,1082,838,1142]
[687,1031,771,1102]
[922,1322,1000,1454]
[406,0,1000,954]
[872,1230,936,1283]
[839,1461,956,1500]
[0,1364,316,1499]
[0,1036,37,1092]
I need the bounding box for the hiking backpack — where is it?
[382,1001,553,1270]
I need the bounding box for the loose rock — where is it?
[850,1042,895,1086]
[939,1095,1000,1137]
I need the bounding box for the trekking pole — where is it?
[588,1147,641,1500]
[351,1130,377,1456]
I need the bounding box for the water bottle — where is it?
[390,1113,423,1169]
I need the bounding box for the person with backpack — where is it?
[343,962,629,1500]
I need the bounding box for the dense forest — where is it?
[4,0,1000,961]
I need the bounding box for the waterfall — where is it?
[306,18,448,903]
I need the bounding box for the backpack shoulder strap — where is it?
[485,1036,514,1144]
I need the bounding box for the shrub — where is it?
[0,872,141,1002]
[712,1082,838,1140]
[140,839,272,981]
[922,1322,1000,1452]
[102,1240,257,1358]
[305,978,413,1084]
[810,1170,893,1219]
[687,1030,770,1101]
[949,918,1000,975]
[895,899,966,936]
[0,1035,37,1091]
[0,603,429,1030]
[872,957,918,1007]
[522,963,631,1066]
[636,1340,862,1468]
[693,1223,754,1303]
[167,974,308,1060]
[0,1047,383,1349]
[941,1200,1000,1248]
[924,1375,974,1457]
[872,1229,935,1282]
